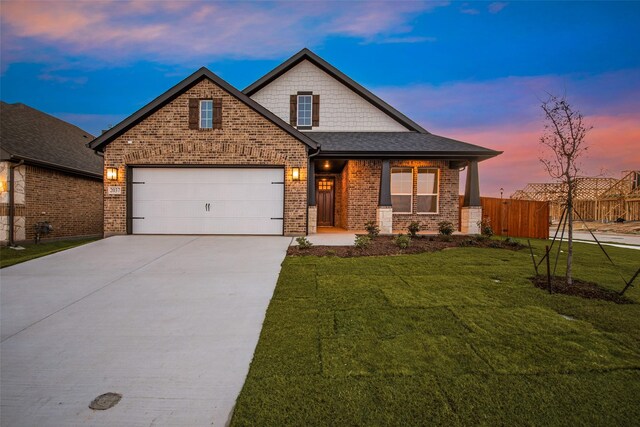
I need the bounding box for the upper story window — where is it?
[391,167,413,214]
[417,168,439,214]
[200,100,213,129]
[297,95,312,127]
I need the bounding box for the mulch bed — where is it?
[531,276,633,304]
[288,235,525,258]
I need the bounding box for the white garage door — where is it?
[131,167,284,235]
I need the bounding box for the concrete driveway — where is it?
[1,235,291,426]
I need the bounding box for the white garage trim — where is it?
[128,166,285,235]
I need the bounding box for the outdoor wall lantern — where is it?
[292,167,300,181]
[106,167,119,181]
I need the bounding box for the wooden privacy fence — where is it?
[459,196,550,239]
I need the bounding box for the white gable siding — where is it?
[250,60,409,132]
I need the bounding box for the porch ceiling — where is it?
[314,159,347,174]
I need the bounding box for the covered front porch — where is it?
[306,157,483,235]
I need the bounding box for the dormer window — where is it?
[297,94,312,127]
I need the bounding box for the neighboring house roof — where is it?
[88,67,317,152]
[243,48,428,134]
[0,102,102,177]
[307,132,502,160]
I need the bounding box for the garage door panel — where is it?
[131,168,285,235]
[208,200,283,218]
[133,200,209,218]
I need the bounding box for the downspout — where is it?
[306,144,321,235]
[8,160,24,247]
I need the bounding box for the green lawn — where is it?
[0,237,99,268]
[232,239,640,426]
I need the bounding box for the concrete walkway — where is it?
[549,227,640,250]
[1,235,291,427]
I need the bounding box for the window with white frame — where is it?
[297,95,312,127]
[417,168,439,213]
[200,100,213,129]
[391,167,413,213]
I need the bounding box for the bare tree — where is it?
[539,94,592,285]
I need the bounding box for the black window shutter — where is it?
[188,98,199,129]
[312,95,320,127]
[290,95,297,126]
[213,98,222,129]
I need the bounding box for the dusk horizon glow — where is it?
[1,0,638,196]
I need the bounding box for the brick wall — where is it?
[250,60,409,132]
[103,78,309,236]
[24,165,103,241]
[345,160,381,229]
[340,163,349,229]
[339,159,459,231]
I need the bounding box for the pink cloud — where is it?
[446,113,640,197]
[375,70,640,131]
[0,0,446,68]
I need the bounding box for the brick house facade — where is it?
[24,165,103,241]
[1,102,103,245]
[102,79,309,236]
[89,49,500,236]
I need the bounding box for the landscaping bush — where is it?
[295,236,313,250]
[354,235,372,249]
[460,238,478,247]
[364,221,380,237]
[438,221,455,236]
[394,234,411,249]
[407,221,421,237]
[504,236,520,247]
[477,217,494,237]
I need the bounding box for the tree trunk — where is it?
[566,183,573,286]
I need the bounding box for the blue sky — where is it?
[1,1,639,194]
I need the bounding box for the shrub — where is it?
[459,238,478,247]
[477,217,493,237]
[295,236,313,250]
[325,249,337,257]
[364,221,380,237]
[354,235,372,249]
[407,222,421,237]
[394,234,411,249]
[438,221,455,236]
[504,237,520,247]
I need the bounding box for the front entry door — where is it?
[316,178,335,227]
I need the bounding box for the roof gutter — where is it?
[314,151,503,160]
[8,154,102,180]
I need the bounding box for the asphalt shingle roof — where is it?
[0,102,102,176]
[306,132,501,156]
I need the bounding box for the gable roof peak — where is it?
[243,48,429,134]
[87,66,317,151]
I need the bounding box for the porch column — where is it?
[307,158,317,234]
[461,160,482,234]
[377,159,393,235]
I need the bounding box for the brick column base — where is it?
[308,206,317,235]
[377,206,393,235]
[460,206,482,234]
